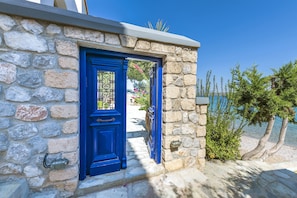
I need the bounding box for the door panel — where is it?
[85,55,127,176]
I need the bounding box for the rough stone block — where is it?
[0,52,31,68]
[8,123,38,140]
[49,166,78,182]
[164,159,183,172]
[135,40,150,50]
[0,163,22,174]
[65,89,78,102]
[4,31,48,52]
[119,34,137,48]
[45,70,78,89]
[21,19,44,34]
[63,119,78,134]
[32,87,63,102]
[198,114,207,126]
[196,125,206,137]
[163,111,182,123]
[39,122,61,138]
[164,62,182,74]
[105,33,120,45]
[151,42,175,53]
[0,133,8,151]
[50,105,78,119]
[182,48,197,62]
[0,62,16,84]
[184,74,196,86]
[197,149,206,158]
[46,24,62,35]
[17,70,42,88]
[0,102,15,116]
[58,56,78,71]
[0,14,16,31]
[200,105,208,114]
[183,63,197,74]
[5,86,31,102]
[181,99,196,110]
[33,55,57,69]
[48,136,78,153]
[15,105,48,122]
[164,86,180,99]
[187,86,196,99]
[55,40,78,58]
[6,143,31,164]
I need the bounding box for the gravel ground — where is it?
[240,135,297,163]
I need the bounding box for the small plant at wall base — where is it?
[197,71,248,161]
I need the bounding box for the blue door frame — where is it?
[79,48,162,180]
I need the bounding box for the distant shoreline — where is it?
[240,135,297,164]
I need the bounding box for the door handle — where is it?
[96,118,115,122]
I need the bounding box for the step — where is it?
[0,179,29,198]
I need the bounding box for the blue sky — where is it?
[86,0,297,82]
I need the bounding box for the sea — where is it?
[209,96,297,148]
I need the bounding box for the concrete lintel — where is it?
[0,0,200,48]
[196,97,209,105]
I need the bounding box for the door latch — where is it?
[96,117,115,122]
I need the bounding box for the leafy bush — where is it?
[197,71,247,161]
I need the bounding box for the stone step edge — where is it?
[0,179,29,198]
[74,165,165,197]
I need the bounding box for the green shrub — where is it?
[197,71,247,161]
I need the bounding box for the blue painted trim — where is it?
[79,48,87,180]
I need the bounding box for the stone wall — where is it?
[0,12,206,196]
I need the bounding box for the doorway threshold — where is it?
[75,134,165,197]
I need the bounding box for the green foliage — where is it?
[230,62,297,125]
[197,71,246,161]
[147,19,169,32]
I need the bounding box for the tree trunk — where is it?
[260,117,289,161]
[242,116,275,160]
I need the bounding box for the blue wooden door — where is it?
[147,63,162,163]
[84,53,127,177]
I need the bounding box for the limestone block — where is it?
[181,136,193,148]
[33,55,57,69]
[164,159,183,172]
[0,102,15,116]
[184,156,196,167]
[85,30,104,43]
[5,86,31,102]
[6,143,31,164]
[0,133,8,151]
[0,14,16,31]
[105,33,120,45]
[62,151,78,166]
[32,87,63,102]
[15,105,48,122]
[0,62,16,84]
[55,39,78,58]
[0,163,22,174]
[0,52,31,68]
[182,48,197,62]
[45,70,78,89]
[200,105,208,114]
[172,99,181,111]
[151,42,175,53]
[162,149,173,161]
[176,148,190,157]
[182,112,188,123]
[24,165,43,177]
[58,56,78,71]
[46,24,62,35]
[163,99,172,111]
[187,86,196,99]
[196,125,206,137]
[135,40,150,50]
[181,99,196,111]
[199,138,206,148]
[190,148,198,157]
[175,47,182,55]
[17,70,42,88]
[49,166,78,181]
[183,63,197,74]
[189,112,198,124]
[27,136,47,154]
[65,89,78,102]
[197,158,205,170]
[39,122,61,138]
[28,176,45,188]
[48,136,78,153]
[193,138,200,148]
[163,111,182,123]
[162,123,174,136]
[163,135,181,149]
[119,34,137,48]
[198,114,207,126]
[4,31,48,52]
[64,178,78,192]
[181,124,195,135]
[21,19,44,34]
[8,123,38,141]
[0,118,10,129]
[184,74,196,86]
[198,149,206,158]
[50,105,78,119]
[173,76,183,87]
[164,86,180,99]
[163,74,174,86]
[63,26,84,39]
[164,62,182,74]
[63,119,78,134]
